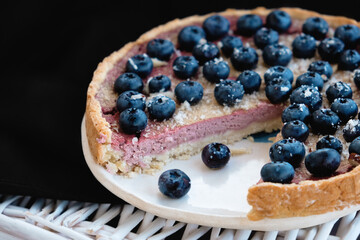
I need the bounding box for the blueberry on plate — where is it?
[236,70,261,93]
[126,54,153,78]
[147,95,176,121]
[282,103,311,124]
[214,79,244,106]
[316,135,343,154]
[269,138,305,167]
[220,35,243,57]
[173,56,199,79]
[338,49,360,71]
[302,17,329,40]
[263,44,292,66]
[203,58,230,83]
[334,24,360,49]
[264,66,293,85]
[146,39,174,61]
[281,120,309,142]
[174,80,204,105]
[230,47,258,71]
[114,72,144,94]
[178,25,206,51]
[308,60,333,82]
[295,71,324,91]
[254,27,279,49]
[349,136,360,154]
[119,108,148,135]
[158,169,191,199]
[265,78,292,104]
[354,70,360,89]
[310,109,340,135]
[290,85,322,112]
[343,119,360,142]
[292,34,317,59]
[325,81,352,103]
[318,37,345,63]
[203,15,230,40]
[192,42,220,65]
[260,162,294,184]
[201,142,231,169]
[266,10,292,33]
[236,14,263,36]
[305,148,341,177]
[116,91,146,113]
[331,98,358,123]
[148,75,171,93]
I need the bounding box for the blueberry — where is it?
[230,47,258,71]
[265,78,292,104]
[290,85,322,112]
[292,34,317,58]
[334,24,360,49]
[126,54,153,78]
[318,37,345,63]
[343,119,360,142]
[302,17,329,40]
[236,70,261,93]
[305,149,341,177]
[281,120,309,142]
[220,35,243,57]
[308,61,333,82]
[192,42,220,65]
[214,79,244,106]
[263,44,292,66]
[203,58,230,83]
[236,14,263,36]
[114,72,144,94]
[326,81,352,103]
[147,95,176,121]
[331,98,358,123]
[201,143,231,169]
[260,162,294,184]
[116,91,146,113]
[174,80,204,105]
[203,15,230,40]
[354,70,360,89]
[269,138,305,167]
[254,27,279,49]
[266,10,292,33]
[282,103,311,124]
[173,56,199,79]
[178,25,206,51]
[310,109,340,135]
[148,75,171,93]
[316,135,343,154]
[146,39,174,61]
[349,136,360,154]
[119,108,148,135]
[264,66,293,85]
[338,49,360,71]
[295,71,324,91]
[158,169,191,199]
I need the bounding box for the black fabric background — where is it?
[2,0,359,204]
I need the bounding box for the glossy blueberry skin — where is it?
[172,56,199,79]
[264,66,293,85]
[281,120,309,142]
[325,81,352,103]
[343,119,360,142]
[316,135,343,154]
[201,143,231,169]
[290,85,322,112]
[318,37,345,63]
[147,96,176,121]
[114,72,144,94]
[158,169,191,199]
[236,70,261,94]
[310,109,340,135]
[214,79,244,106]
[260,162,295,184]
[263,44,292,66]
[178,25,206,51]
[146,39,174,61]
[148,75,171,93]
[265,78,292,104]
[119,108,148,135]
[338,49,360,71]
[308,61,333,82]
[203,58,230,83]
[302,17,329,40]
[203,15,230,40]
[295,71,324,91]
[269,138,305,167]
[126,54,153,78]
[292,34,317,58]
[354,70,360,89]
[266,10,292,33]
[116,91,146,113]
[334,24,360,49]
[305,148,341,177]
[331,98,358,124]
[254,27,279,49]
[282,103,311,124]
[349,136,360,154]
[230,47,258,71]
[192,42,220,65]
[220,35,243,57]
[174,80,204,105]
[236,14,263,36]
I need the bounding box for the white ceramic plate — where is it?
[81,118,360,231]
